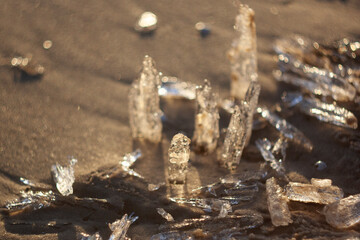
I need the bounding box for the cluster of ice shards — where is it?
[219,104,247,169]
[255,138,286,175]
[282,92,358,129]
[119,149,143,178]
[5,190,56,211]
[192,80,220,153]
[51,158,77,196]
[109,213,138,240]
[257,106,313,151]
[157,208,174,222]
[323,193,360,229]
[285,178,343,204]
[129,55,163,143]
[168,133,191,184]
[158,76,196,100]
[266,177,292,227]
[227,3,258,100]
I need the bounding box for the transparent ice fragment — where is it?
[293,93,357,129]
[80,232,103,240]
[227,4,258,100]
[285,179,343,204]
[109,213,138,240]
[158,76,196,100]
[219,104,247,169]
[148,182,165,191]
[5,190,56,211]
[314,160,327,171]
[119,149,143,179]
[151,231,194,240]
[323,193,360,229]
[192,80,220,153]
[218,201,232,218]
[51,158,77,196]
[134,12,157,33]
[266,177,292,227]
[257,106,313,151]
[244,80,261,144]
[170,197,233,213]
[277,53,356,102]
[129,55,162,143]
[255,138,285,175]
[168,133,191,184]
[157,208,174,222]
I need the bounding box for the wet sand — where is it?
[0,0,359,239]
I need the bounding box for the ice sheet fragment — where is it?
[192,80,220,153]
[257,106,313,151]
[80,232,103,240]
[266,177,292,226]
[244,80,261,144]
[323,193,360,229]
[255,138,285,175]
[109,213,138,240]
[159,76,196,100]
[168,133,191,184]
[157,208,174,222]
[51,158,77,196]
[219,104,247,169]
[227,3,258,99]
[135,12,157,33]
[285,179,343,204]
[129,55,163,142]
[119,149,143,178]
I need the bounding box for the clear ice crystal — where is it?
[255,138,285,175]
[5,190,56,211]
[129,55,162,143]
[157,208,174,222]
[170,197,233,213]
[244,80,261,144]
[168,133,191,184]
[289,93,357,129]
[285,179,343,204]
[227,4,258,100]
[120,149,143,179]
[323,193,360,229]
[80,232,103,240]
[218,201,232,218]
[148,182,165,191]
[219,104,247,169]
[159,76,196,100]
[192,80,220,153]
[51,158,77,196]
[276,53,356,102]
[266,177,292,227]
[257,106,313,151]
[134,12,157,33]
[109,213,138,240]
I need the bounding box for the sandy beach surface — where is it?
[0,0,360,239]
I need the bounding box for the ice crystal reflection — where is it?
[51,158,77,196]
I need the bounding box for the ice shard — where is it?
[244,80,261,144]
[324,193,360,229]
[255,138,285,175]
[227,4,258,100]
[80,232,103,240]
[108,213,138,240]
[266,177,292,227]
[129,55,162,143]
[119,149,143,178]
[5,190,56,211]
[257,106,313,151]
[51,158,77,196]
[219,104,247,170]
[192,80,220,153]
[218,201,232,218]
[157,208,174,222]
[276,53,356,102]
[168,133,191,184]
[285,178,343,204]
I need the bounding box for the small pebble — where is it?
[43,40,52,49]
[195,22,211,37]
[135,12,157,33]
